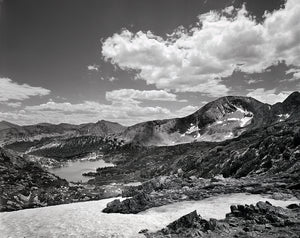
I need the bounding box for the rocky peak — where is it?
[282,91,300,109]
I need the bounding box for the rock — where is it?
[147,201,300,238]
[287,183,300,190]
[167,210,200,231]
[103,191,153,214]
[286,203,300,209]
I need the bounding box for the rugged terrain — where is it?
[0,119,125,146]
[0,147,121,212]
[142,201,300,238]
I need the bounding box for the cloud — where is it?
[102,0,300,97]
[0,78,50,102]
[246,88,291,105]
[108,76,117,82]
[106,89,185,104]
[176,105,199,117]
[1,102,22,108]
[285,68,300,81]
[21,100,172,126]
[87,64,99,71]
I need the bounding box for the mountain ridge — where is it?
[1,91,299,148]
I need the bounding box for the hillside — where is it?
[0,120,126,146]
[0,121,20,131]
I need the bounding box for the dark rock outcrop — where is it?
[0,147,104,212]
[103,191,153,214]
[145,201,300,237]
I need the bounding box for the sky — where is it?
[0,0,300,126]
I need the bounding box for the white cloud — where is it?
[87,64,99,71]
[102,0,300,96]
[106,89,184,103]
[246,88,291,105]
[1,102,22,108]
[176,105,199,117]
[285,68,300,81]
[20,100,172,126]
[0,78,50,102]
[108,76,117,82]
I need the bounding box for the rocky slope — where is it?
[5,135,124,161]
[143,201,300,238]
[91,115,300,187]
[0,147,112,212]
[101,116,300,214]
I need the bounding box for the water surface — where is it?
[48,159,114,182]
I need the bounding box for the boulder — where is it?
[102,191,153,214]
[167,210,200,231]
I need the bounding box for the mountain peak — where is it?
[284,91,300,103]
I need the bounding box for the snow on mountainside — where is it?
[121,96,267,146]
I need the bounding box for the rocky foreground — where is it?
[102,174,300,214]
[141,201,300,238]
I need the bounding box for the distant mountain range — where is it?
[0,120,125,145]
[1,91,300,156]
[0,121,20,131]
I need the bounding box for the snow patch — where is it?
[240,116,252,127]
[0,194,299,238]
[277,114,290,122]
[186,125,199,134]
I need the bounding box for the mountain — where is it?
[0,120,126,145]
[0,121,20,131]
[0,123,78,145]
[24,135,124,160]
[78,120,126,136]
[121,92,300,146]
[1,91,299,153]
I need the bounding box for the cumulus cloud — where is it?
[285,68,300,81]
[102,0,300,97]
[246,88,291,105]
[108,76,117,82]
[87,64,99,71]
[1,102,22,108]
[21,100,171,126]
[176,105,199,117]
[0,78,50,102]
[106,89,185,104]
